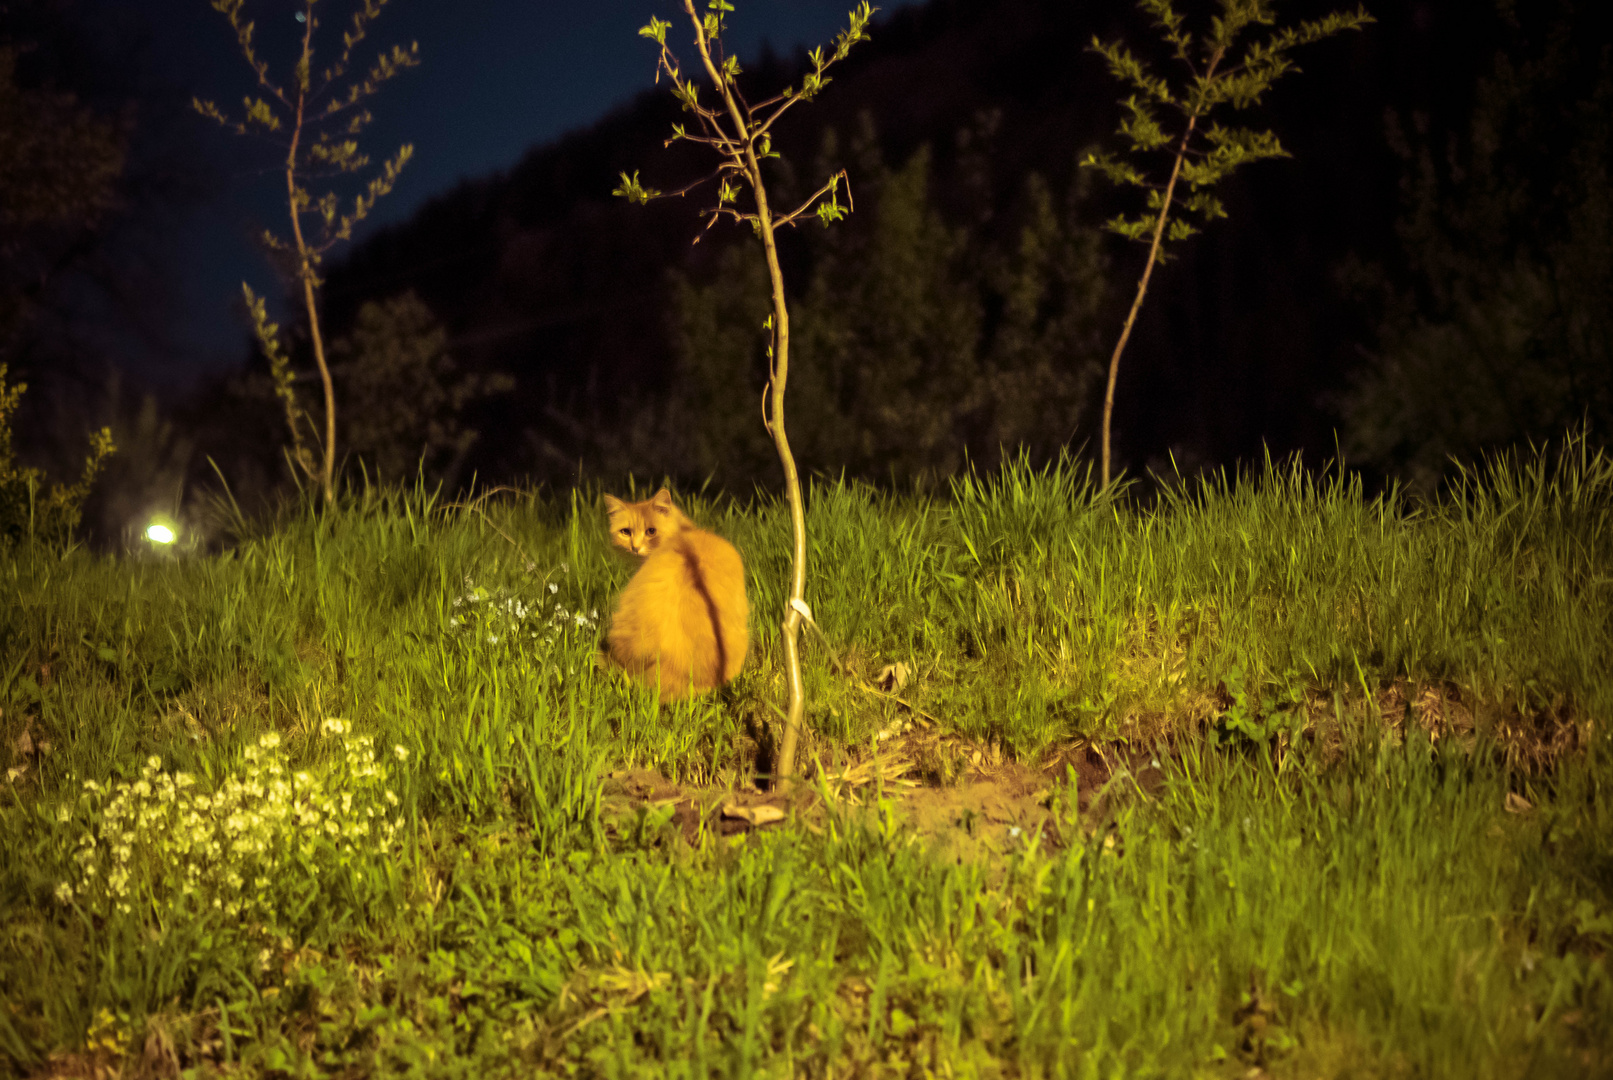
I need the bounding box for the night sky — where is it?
[112,0,919,384]
[7,0,1606,497]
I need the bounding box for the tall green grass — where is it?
[0,439,1609,1075]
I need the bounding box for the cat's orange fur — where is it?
[603,488,748,699]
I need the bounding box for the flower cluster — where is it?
[447,566,598,646]
[55,719,404,923]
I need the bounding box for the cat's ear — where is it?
[650,488,674,512]
[603,494,626,515]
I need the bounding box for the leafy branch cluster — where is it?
[193,0,417,257]
[1083,0,1371,250]
[613,0,875,235]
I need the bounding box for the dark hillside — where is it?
[321,0,1503,485]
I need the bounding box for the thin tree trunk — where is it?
[757,214,808,787]
[683,0,808,785]
[298,262,336,506]
[287,16,336,506]
[1100,46,1224,490]
[1100,115,1195,490]
[744,128,807,789]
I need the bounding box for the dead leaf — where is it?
[12,728,32,758]
[141,1017,180,1079]
[819,756,915,795]
[721,803,786,826]
[874,662,911,694]
[5,764,27,782]
[1505,791,1534,814]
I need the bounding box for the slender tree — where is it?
[616,0,874,785]
[1083,0,1370,488]
[195,0,418,504]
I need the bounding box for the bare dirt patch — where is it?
[600,731,1165,860]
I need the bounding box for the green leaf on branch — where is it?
[612,171,661,205]
[1102,214,1156,242]
[638,17,670,45]
[1117,96,1172,152]
[814,200,847,227]
[1179,190,1225,224]
[1165,218,1198,242]
[243,96,282,131]
[1081,150,1148,189]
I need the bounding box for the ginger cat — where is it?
[603,488,748,699]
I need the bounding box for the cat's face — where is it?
[603,488,688,557]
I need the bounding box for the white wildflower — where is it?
[58,711,405,930]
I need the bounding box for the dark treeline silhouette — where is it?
[2,0,219,545]
[4,0,1609,545]
[312,0,1524,490]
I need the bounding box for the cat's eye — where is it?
[618,528,630,536]
[645,527,657,536]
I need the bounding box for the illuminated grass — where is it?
[0,439,1609,1075]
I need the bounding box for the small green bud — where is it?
[611,170,660,205]
[638,16,670,44]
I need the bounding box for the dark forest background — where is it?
[2,0,1610,545]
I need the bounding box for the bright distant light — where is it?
[146,523,176,545]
